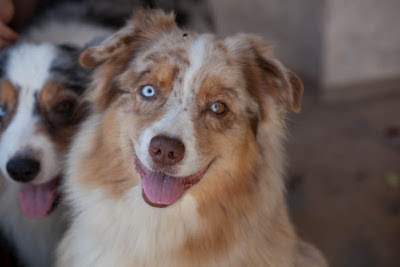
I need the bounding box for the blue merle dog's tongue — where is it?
[18,178,59,219]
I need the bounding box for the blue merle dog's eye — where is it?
[0,106,7,117]
[141,85,156,98]
[0,106,7,127]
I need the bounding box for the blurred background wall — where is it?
[210,0,400,102]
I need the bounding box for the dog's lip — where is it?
[135,157,212,186]
[26,175,61,186]
[134,157,213,207]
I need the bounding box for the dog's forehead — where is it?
[5,43,85,97]
[136,33,245,103]
[6,43,57,94]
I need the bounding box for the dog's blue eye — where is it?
[141,85,156,98]
[0,106,6,117]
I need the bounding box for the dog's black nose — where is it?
[149,135,185,166]
[6,157,41,182]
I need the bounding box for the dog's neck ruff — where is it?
[134,158,209,207]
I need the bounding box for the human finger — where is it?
[0,21,18,41]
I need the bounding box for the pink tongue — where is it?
[18,179,58,219]
[141,171,184,207]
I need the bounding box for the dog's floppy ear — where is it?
[80,9,176,68]
[250,36,303,113]
[226,34,303,113]
[79,23,135,68]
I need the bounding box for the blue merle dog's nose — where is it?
[6,157,41,182]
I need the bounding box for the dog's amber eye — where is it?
[47,99,77,127]
[210,102,226,114]
[53,100,74,114]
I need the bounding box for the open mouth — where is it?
[134,158,210,208]
[18,176,61,219]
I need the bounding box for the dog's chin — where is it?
[17,175,61,219]
[134,157,211,208]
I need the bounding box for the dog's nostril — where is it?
[6,157,41,183]
[168,151,176,159]
[149,135,185,166]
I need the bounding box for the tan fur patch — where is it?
[39,79,77,111]
[184,129,263,255]
[287,71,304,112]
[123,60,177,96]
[77,106,139,197]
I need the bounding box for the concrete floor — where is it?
[286,90,400,267]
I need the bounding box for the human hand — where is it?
[0,0,19,49]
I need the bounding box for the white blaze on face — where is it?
[7,43,57,92]
[182,35,209,99]
[0,43,61,184]
[135,36,211,177]
[137,104,197,177]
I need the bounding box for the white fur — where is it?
[135,36,211,177]
[60,186,201,266]
[7,43,56,91]
[182,35,208,98]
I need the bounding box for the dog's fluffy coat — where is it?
[57,10,327,267]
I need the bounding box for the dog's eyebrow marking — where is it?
[144,53,167,64]
[133,69,152,85]
[219,87,238,98]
